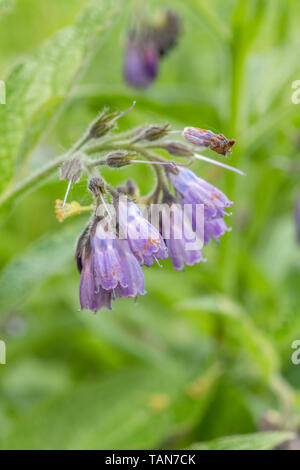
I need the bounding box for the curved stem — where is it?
[0,130,188,212]
[0,139,125,212]
[132,146,172,203]
[0,154,66,210]
[270,374,297,430]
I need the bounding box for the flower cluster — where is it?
[56,102,244,312]
[77,224,147,312]
[76,194,167,311]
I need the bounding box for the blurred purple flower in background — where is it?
[123,9,181,89]
[123,36,159,89]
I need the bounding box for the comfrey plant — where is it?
[55,102,245,312]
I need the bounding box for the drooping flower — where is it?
[123,36,159,89]
[123,10,181,89]
[168,166,232,245]
[204,217,231,245]
[113,239,146,299]
[117,197,168,267]
[90,221,127,291]
[169,167,233,219]
[78,247,112,312]
[76,217,146,312]
[160,200,205,270]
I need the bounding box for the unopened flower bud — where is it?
[89,108,119,138]
[60,157,82,183]
[137,124,170,142]
[126,179,139,198]
[117,185,127,195]
[88,177,105,198]
[166,163,179,175]
[106,151,135,168]
[161,141,194,157]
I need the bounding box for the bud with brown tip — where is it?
[106,151,135,168]
[88,108,119,138]
[88,177,105,198]
[136,124,170,142]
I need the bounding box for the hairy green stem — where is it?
[0,130,184,212]
[270,374,297,430]
[133,146,171,201]
[0,138,130,211]
[0,154,67,210]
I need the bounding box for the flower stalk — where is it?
[1,101,245,312]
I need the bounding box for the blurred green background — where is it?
[0,0,300,450]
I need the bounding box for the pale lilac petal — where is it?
[162,204,204,270]
[204,218,231,245]
[91,223,127,290]
[114,239,146,298]
[124,40,158,89]
[117,198,168,265]
[169,167,232,218]
[79,252,112,312]
[169,167,233,248]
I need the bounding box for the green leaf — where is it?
[190,0,231,42]
[0,366,203,450]
[0,0,121,193]
[195,380,256,440]
[188,431,295,450]
[257,216,300,282]
[178,295,279,378]
[0,220,83,314]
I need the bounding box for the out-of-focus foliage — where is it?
[0,0,300,450]
[188,431,295,450]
